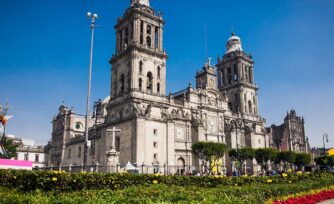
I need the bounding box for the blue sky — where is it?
[1,0,333,147]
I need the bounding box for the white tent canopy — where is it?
[124,161,137,170]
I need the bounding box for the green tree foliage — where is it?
[228,147,255,174]
[0,137,18,159]
[315,155,334,168]
[192,142,227,173]
[294,153,311,170]
[276,151,297,170]
[255,148,278,174]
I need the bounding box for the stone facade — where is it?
[268,109,310,153]
[16,145,46,168]
[47,105,94,167]
[47,0,281,174]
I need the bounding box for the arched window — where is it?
[139,78,143,91]
[147,25,151,34]
[154,27,159,49]
[147,72,153,91]
[227,68,232,84]
[140,21,144,44]
[146,36,152,47]
[248,100,252,115]
[245,66,248,82]
[157,83,160,94]
[157,66,161,79]
[233,64,238,81]
[139,61,143,75]
[78,146,82,158]
[249,67,253,83]
[127,73,131,91]
[228,102,232,111]
[120,74,125,94]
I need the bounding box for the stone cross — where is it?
[107,127,121,150]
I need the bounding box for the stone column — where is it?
[106,146,119,172]
[136,119,146,164]
[159,25,163,50]
[240,91,245,114]
[238,61,242,82]
[167,121,175,167]
[143,22,147,47]
[133,18,139,43]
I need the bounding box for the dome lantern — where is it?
[130,0,150,7]
[226,32,243,54]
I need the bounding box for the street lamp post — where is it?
[323,133,329,155]
[83,12,98,170]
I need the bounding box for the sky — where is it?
[0,0,333,147]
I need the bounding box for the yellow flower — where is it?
[287,169,292,173]
[13,176,16,179]
[288,180,292,184]
[52,177,57,182]
[242,174,248,178]
[152,180,158,184]
[266,179,273,183]
[282,173,288,177]
[297,171,302,175]
[234,183,238,186]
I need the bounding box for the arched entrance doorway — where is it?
[177,157,185,175]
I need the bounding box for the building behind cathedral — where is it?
[46,0,310,174]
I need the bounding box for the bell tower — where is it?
[216,33,259,116]
[110,0,167,99]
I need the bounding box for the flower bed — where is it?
[1,169,333,192]
[1,170,334,203]
[268,186,334,204]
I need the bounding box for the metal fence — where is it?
[34,164,230,176]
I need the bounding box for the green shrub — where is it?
[1,169,334,192]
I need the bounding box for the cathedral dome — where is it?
[226,32,243,54]
[102,96,110,105]
[131,0,150,7]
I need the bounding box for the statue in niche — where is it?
[132,103,152,117]
[160,108,170,120]
[191,112,204,127]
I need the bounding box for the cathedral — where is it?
[46,0,309,174]
[268,110,311,154]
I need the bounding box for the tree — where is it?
[315,156,327,166]
[276,151,297,170]
[255,148,278,175]
[228,147,255,175]
[294,153,311,170]
[0,137,18,159]
[192,142,227,174]
[315,155,334,170]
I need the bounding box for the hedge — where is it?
[1,169,334,192]
[1,182,334,203]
